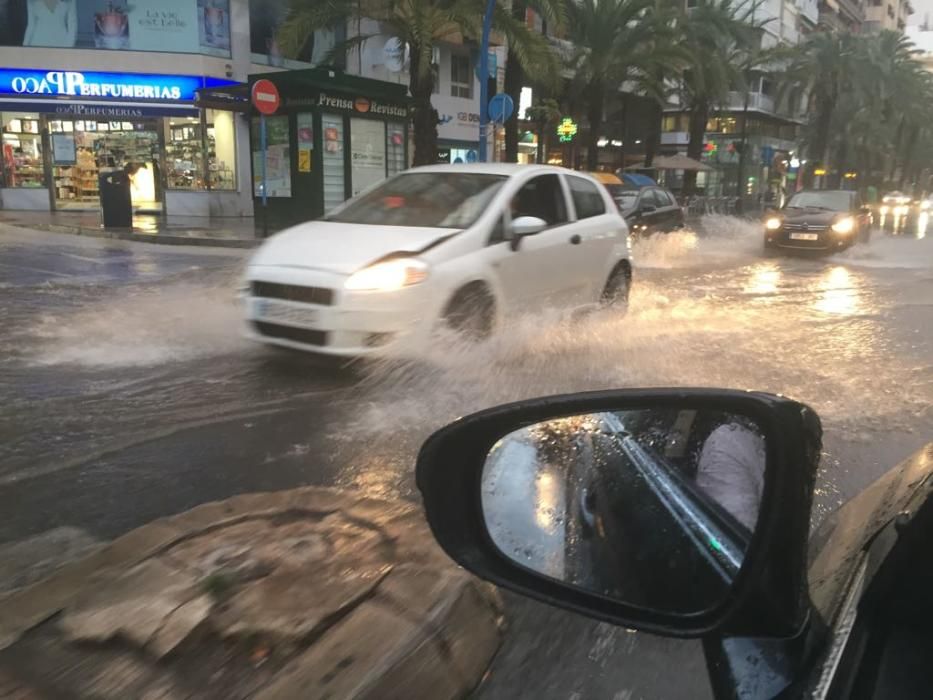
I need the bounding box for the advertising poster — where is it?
[252,116,291,197]
[349,118,386,196]
[297,112,313,173]
[51,133,77,164]
[0,0,230,57]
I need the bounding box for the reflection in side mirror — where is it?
[481,409,766,614]
[511,215,548,237]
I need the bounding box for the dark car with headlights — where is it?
[763,189,871,254]
[609,185,685,236]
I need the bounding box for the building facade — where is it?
[655,0,816,200]
[864,0,913,32]
[0,0,351,218]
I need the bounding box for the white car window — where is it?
[568,176,607,219]
[509,175,569,226]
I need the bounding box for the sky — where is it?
[910,0,933,27]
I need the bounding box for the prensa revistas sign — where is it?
[0,69,234,103]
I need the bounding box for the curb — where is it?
[1,220,261,249]
[0,487,504,699]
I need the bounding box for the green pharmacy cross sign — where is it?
[557,117,578,143]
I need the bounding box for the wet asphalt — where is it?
[1,219,931,698]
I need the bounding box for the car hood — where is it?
[808,443,933,623]
[781,209,844,226]
[248,221,459,275]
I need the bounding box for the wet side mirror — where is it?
[509,216,548,251]
[416,389,822,638]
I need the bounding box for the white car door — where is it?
[488,173,589,312]
[564,174,625,301]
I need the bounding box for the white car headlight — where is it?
[832,217,855,234]
[345,258,429,291]
[765,217,783,231]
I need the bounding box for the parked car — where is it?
[243,164,632,357]
[416,387,933,699]
[763,189,871,254]
[606,185,686,236]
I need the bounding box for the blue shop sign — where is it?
[0,69,235,103]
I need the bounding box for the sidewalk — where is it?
[0,210,264,249]
[0,487,503,699]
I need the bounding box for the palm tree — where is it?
[502,0,566,163]
[564,0,680,171]
[782,31,861,187]
[782,29,933,190]
[279,0,560,165]
[674,0,765,196]
[524,97,561,162]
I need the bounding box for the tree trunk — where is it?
[536,120,547,163]
[585,89,604,171]
[503,0,527,163]
[409,44,439,166]
[503,51,524,163]
[618,94,628,172]
[645,99,661,168]
[683,100,708,197]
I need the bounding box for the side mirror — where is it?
[416,389,821,638]
[511,215,548,237]
[508,215,548,251]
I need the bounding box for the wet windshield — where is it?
[786,191,853,212]
[608,188,640,209]
[325,173,506,228]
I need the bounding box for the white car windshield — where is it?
[325,172,507,228]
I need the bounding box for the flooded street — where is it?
[2,220,932,698]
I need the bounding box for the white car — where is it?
[243,164,632,357]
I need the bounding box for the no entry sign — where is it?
[251,79,280,115]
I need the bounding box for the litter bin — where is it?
[99,170,133,228]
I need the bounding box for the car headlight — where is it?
[345,258,429,291]
[765,217,782,231]
[832,217,855,234]
[921,201,931,210]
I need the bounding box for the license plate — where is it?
[789,232,819,241]
[255,299,319,326]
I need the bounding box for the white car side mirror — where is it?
[511,216,548,237]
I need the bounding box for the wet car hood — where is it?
[781,209,845,225]
[248,221,459,275]
[807,443,933,623]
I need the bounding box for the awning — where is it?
[620,173,657,187]
[196,84,249,112]
[625,154,713,172]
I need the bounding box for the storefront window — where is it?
[252,116,291,198]
[662,115,686,132]
[321,114,345,212]
[166,116,205,190]
[1,114,45,189]
[386,123,406,177]
[206,109,236,190]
